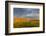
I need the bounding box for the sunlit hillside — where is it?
[13,16,39,28]
[14,17,33,22]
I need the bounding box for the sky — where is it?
[13,8,39,19]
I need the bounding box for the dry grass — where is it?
[13,17,39,28]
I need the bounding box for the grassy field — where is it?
[13,17,39,28]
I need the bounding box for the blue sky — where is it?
[13,8,39,19]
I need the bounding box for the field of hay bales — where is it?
[13,17,39,28]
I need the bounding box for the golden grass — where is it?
[13,17,39,28]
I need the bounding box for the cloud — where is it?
[13,8,39,17]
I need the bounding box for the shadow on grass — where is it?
[13,20,39,28]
